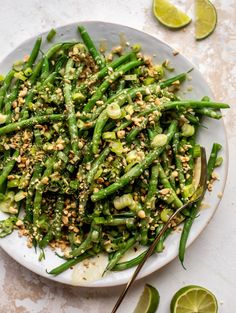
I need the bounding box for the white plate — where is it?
[0,21,228,287]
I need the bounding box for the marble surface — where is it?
[0,0,235,312]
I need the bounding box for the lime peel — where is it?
[170,285,218,313]
[133,284,160,313]
[195,0,217,40]
[153,0,191,29]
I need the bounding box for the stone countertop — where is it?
[0,0,235,312]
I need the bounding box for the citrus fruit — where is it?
[195,0,217,40]
[170,285,218,313]
[153,0,191,29]
[133,284,160,313]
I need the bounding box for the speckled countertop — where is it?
[0,0,235,312]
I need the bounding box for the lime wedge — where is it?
[133,284,160,313]
[195,0,217,40]
[170,285,218,313]
[153,0,191,29]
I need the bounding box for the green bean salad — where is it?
[0,25,229,276]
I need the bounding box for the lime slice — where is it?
[133,284,160,313]
[153,0,191,29]
[195,0,217,40]
[170,285,218,313]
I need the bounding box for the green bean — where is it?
[78,25,105,69]
[0,70,15,111]
[141,164,159,245]
[173,132,186,194]
[86,147,110,184]
[0,150,19,191]
[45,42,75,59]
[24,163,44,223]
[0,114,64,136]
[113,228,172,271]
[25,37,42,68]
[178,203,198,267]
[47,28,57,42]
[63,58,80,156]
[48,252,94,275]
[162,100,229,111]
[196,108,222,119]
[77,52,133,93]
[32,156,56,240]
[83,60,143,113]
[40,57,50,80]
[104,235,137,272]
[91,120,177,202]
[207,143,222,181]
[159,72,186,88]
[4,80,21,118]
[39,194,64,248]
[157,163,183,208]
[126,119,148,144]
[70,223,101,257]
[185,112,200,125]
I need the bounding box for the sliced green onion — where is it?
[102,132,116,141]
[14,71,27,81]
[162,59,174,72]
[126,150,144,163]
[154,65,164,78]
[94,167,103,180]
[124,104,134,115]
[182,184,195,199]
[160,208,174,222]
[151,134,168,148]
[14,191,27,202]
[7,179,20,188]
[58,151,68,163]
[110,141,123,155]
[0,217,18,238]
[72,92,85,103]
[24,67,32,77]
[126,150,137,163]
[132,44,141,53]
[91,230,100,242]
[215,156,223,167]
[70,180,79,190]
[124,74,137,81]
[13,60,24,72]
[67,164,75,173]
[114,194,135,210]
[47,28,57,42]
[0,113,8,124]
[143,77,155,85]
[181,123,195,137]
[107,103,122,119]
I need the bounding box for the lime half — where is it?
[195,0,217,40]
[153,0,191,29]
[133,284,160,313]
[170,285,218,313]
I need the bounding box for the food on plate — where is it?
[0,25,228,276]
